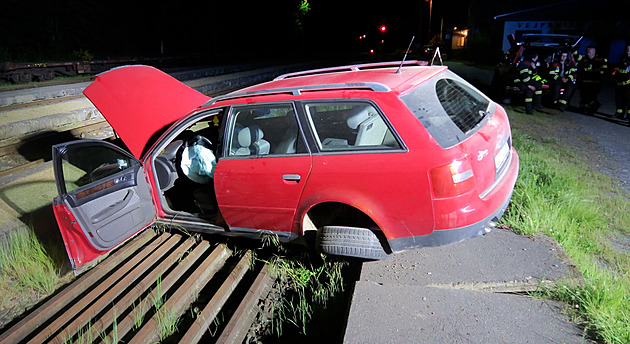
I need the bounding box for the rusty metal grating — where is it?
[0,229,273,344]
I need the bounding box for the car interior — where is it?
[151,103,401,222]
[152,105,307,223]
[153,113,224,221]
[306,102,399,151]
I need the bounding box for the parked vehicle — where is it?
[52,61,519,271]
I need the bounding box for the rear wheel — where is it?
[316,226,387,260]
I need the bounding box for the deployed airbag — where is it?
[180,136,216,184]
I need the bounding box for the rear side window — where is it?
[305,102,401,152]
[401,70,495,148]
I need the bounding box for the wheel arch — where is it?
[299,201,392,254]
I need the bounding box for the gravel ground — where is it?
[510,105,630,192]
[503,101,630,258]
[570,113,630,192]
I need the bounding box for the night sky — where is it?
[0,0,587,62]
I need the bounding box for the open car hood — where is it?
[83,65,210,159]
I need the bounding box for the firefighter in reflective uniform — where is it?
[514,53,543,114]
[612,44,630,120]
[548,51,577,112]
[577,46,608,115]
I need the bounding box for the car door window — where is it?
[52,141,155,268]
[60,144,136,194]
[227,104,306,156]
[305,102,401,151]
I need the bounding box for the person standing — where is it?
[548,50,577,112]
[514,53,543,114]
[577,46,608,115]
[612,44,630,120]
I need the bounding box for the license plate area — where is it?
[494,140,510,173]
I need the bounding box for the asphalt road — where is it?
[345,229,591,344]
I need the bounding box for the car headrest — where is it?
[238,124,264,147]
[346,106,371,129]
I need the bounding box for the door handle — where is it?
[282,174,301,182]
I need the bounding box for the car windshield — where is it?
[400,70,494,148]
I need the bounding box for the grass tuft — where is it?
[267,254,346,336]
[0,229,59,295]
[253,234,346,337]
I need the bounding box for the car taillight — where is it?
[430,158,476,198]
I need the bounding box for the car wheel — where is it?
[316,226,387,260]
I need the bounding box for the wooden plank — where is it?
[216,264,274,344]
[63,236,199,344]
[98,239,213,343]
[27,233,181,344]
[127,244,232,344]
[0,229,157,344]
[179,251,253,344]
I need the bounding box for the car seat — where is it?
[346,106,387,146]
[154,140,183,191]
[234,124,270,155]
[274,111,299,154]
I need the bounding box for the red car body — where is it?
[52,62,519,271]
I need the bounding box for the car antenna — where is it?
[397,36,415,74]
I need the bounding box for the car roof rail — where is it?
[203,82,391,107]
[274,60,428,80]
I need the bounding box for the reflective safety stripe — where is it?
[523,77,531,82]
[616,109,623,114]
[535,90,542,95]
[525,98,533,102]
[559,99,567,104]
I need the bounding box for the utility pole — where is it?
[428,0,433,41]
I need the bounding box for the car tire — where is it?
[316,226,387,260]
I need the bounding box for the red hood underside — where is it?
[83,65,210,159]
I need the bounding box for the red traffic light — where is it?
[380,25,386,32]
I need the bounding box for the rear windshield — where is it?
[400,70,494,148]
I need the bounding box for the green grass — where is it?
[502,109,630,344]
[151,275,182,341]
[0,229,59,296]
[253,240,346,337]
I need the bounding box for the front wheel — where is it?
[316,226,388,260]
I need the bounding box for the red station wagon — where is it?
[52,61,519,271]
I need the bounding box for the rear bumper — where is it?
[388,188,514,252]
